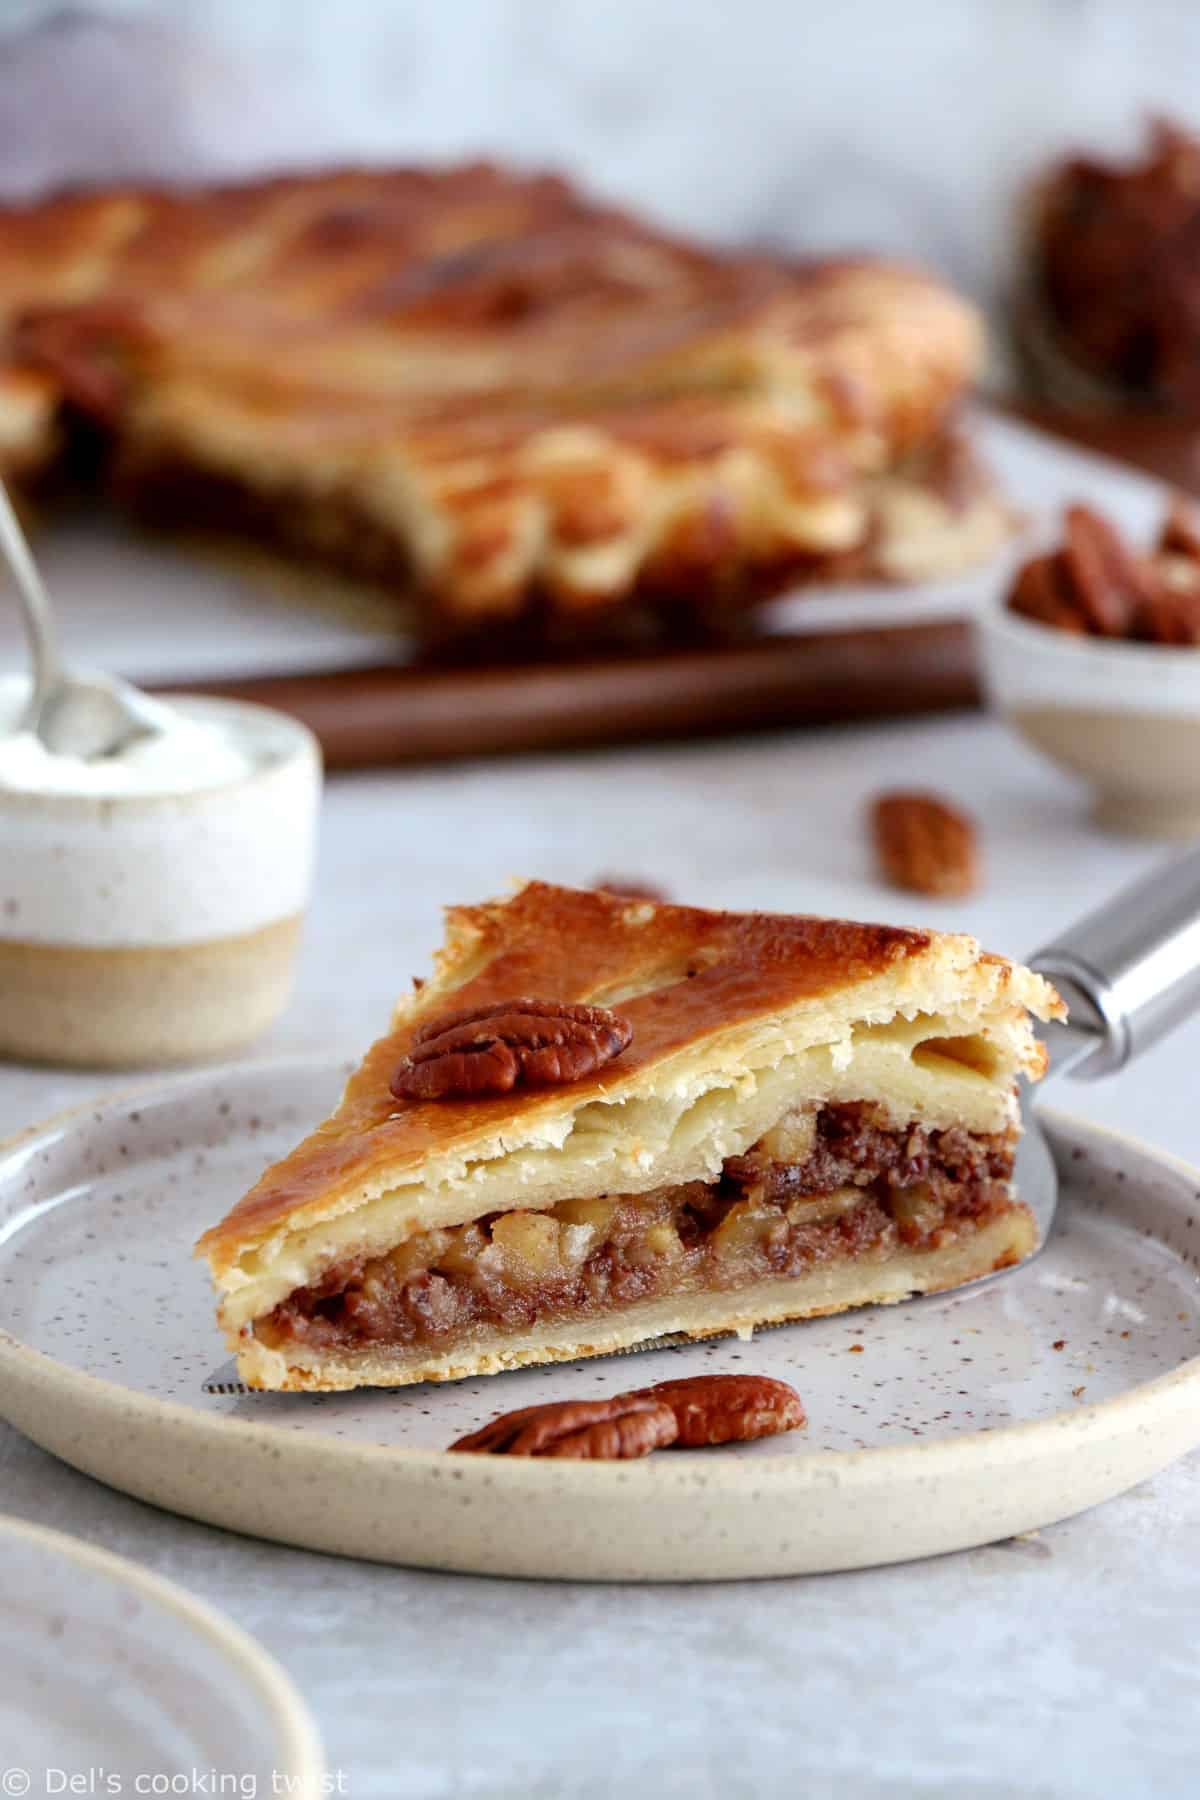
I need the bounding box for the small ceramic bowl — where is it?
[976,590,1200,839]
[0,688,321,1067]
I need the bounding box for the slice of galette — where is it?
[196,882,1064,1391]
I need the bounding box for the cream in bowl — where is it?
[0,676,321,1066]
[977,501,1200,839]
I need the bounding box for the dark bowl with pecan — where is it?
[976,500,1200,837]
[1019,118,1200,416]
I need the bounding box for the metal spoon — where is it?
[0,477,173,760]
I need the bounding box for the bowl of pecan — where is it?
[1019,117,1200,415]
[976,500,1200,837]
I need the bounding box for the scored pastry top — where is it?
[6,164,979,434]
[197,881,1063,1321]
[2,163,991,626]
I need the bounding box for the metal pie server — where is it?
[203,849,1200,1394]
[1016,841,1200,1258]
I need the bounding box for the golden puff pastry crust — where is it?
[2,164,998,636]
[197,882,1062,1387]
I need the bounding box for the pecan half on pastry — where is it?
[871,791,979,898]
[449,1394,679,1458]
[630,1373,806,1446]
[391,997,633,1100]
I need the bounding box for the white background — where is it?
[1,0,1199,316]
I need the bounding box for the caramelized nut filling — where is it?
[256,1103,1017,1355]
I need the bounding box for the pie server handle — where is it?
[1030,843,1200,1079]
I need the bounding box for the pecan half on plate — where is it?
[392,997,633,1101]
[630,1373,807,1446]
[449,1395,678,1459]
[449,1373,806,1458]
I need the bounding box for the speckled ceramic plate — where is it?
[1,1055,1199,1581]
[0,1514,325,1793]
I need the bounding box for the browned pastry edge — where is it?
[0,161,993,641]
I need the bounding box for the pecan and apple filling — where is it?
[255,1102,1017,1356]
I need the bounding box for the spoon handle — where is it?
[0,477,63,702]
[1031,843,1200,1078]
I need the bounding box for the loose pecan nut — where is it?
[449,1395,678,1458]
[1009,500,1200,645]
[631,1373,806,1446]
[1147,499,1200,644]
[448,1373,806,1458]
[392,996,633,1101]
[1059,504,1159,636]
[871,791,979,899]
[1138,584,1200,645]
[1006,553,1088,634]
[1008,505,1159,639]
[593,876,670,902]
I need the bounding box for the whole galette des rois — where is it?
[195,882,1063,1392]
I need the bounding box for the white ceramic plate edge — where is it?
[0,1515,327,1793]
[2,1074,1199,1581]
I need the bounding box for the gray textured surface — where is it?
[3,704,1200,1794]
[0,1518,317,1785]
[1,1436,1195,1798]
